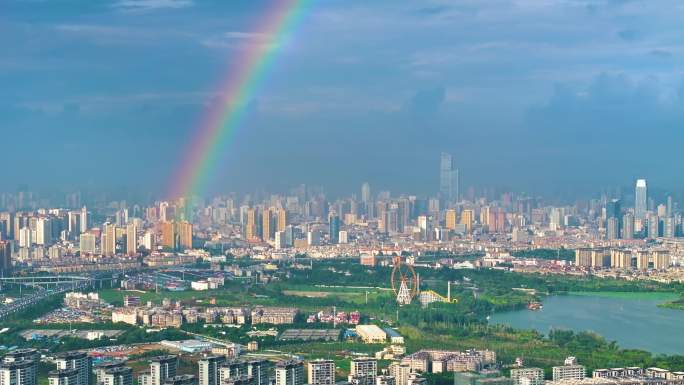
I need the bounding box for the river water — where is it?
[489,293,684,355]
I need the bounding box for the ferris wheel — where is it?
[391,256,418,305]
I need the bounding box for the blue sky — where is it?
[2,0,683,197]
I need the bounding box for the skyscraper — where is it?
[102,223,116,256]
[126,224,137,256]
[635,179,647,220]
[329,215,340,244]
[277,208,287,232]
[0,241,11,276]
[445,209,457,230]
[80,207,88,233]
[245,208,258,241]
[622,213,634,239]
[439,153,459,202]
[160,221,192,251]
[262,208,274,241]
[605,199,621,239]
[79,233,97,254]
[361,183,371,204]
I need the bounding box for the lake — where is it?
[489,292,684,355]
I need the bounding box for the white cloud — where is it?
[201,31,279,50]
[113,0,194,11]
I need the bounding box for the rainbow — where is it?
[170,0,310,200]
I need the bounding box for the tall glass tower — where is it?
[635,179,647,220]
[440,153,458,202]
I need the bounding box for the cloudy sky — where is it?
[2,0,683,198]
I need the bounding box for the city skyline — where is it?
[4,2,684,384]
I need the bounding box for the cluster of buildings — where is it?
[2,343,684,385]
[0,200,195,273]
[509,358,684,385]
[2,161,684,280]
[0,350,94,385]
[575,248,670,270]
[111,301,299,328]
[400,349,497,373]
[306,310,361,325]
[34,292,111,324]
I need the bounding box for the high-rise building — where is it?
[262,209,274,241]
[349,358,376,385]
[143,231,156,251]
[36,217,52,245]
[18,227,32,248]
[606,217,619,240]
[148,356,177,385]
[274,232,286,250]
[177,221,193,250]
[439,153,459,202]
[198,356,225,385]
[0,241,11,276]
[277,208,287,232]
[329,215,340,244]
[622,213,634,240]
[3,349,39,364]
[445,209,457,230]
[339,230,348,244]
[307,231,320,246]
[48,369,78,385]
[388,363,410,385]
[0,360,36,385]
[647,214,659,239]
[245,208,258,242]
[361,183,371,204]
[94,361,126,385]
[161,222,192,251]
[635,179,647,220]
[102,367,133,385]
[126,224,137,256]
[246,360,270,385]
[80,207,88,233]
[102,223,116,256]
[79,233,96,254]
[275,361,304,385]
[460,210,473,232]
[55,352,91,385]
[161,222,174,249]
[68,211,81,239]
[307,360,335,385]
[606,199,621,220]
[219,360,246,384]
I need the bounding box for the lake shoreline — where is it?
[489,291,684,355]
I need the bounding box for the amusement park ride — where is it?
[390,256,459,306]
[391,256,418,305]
